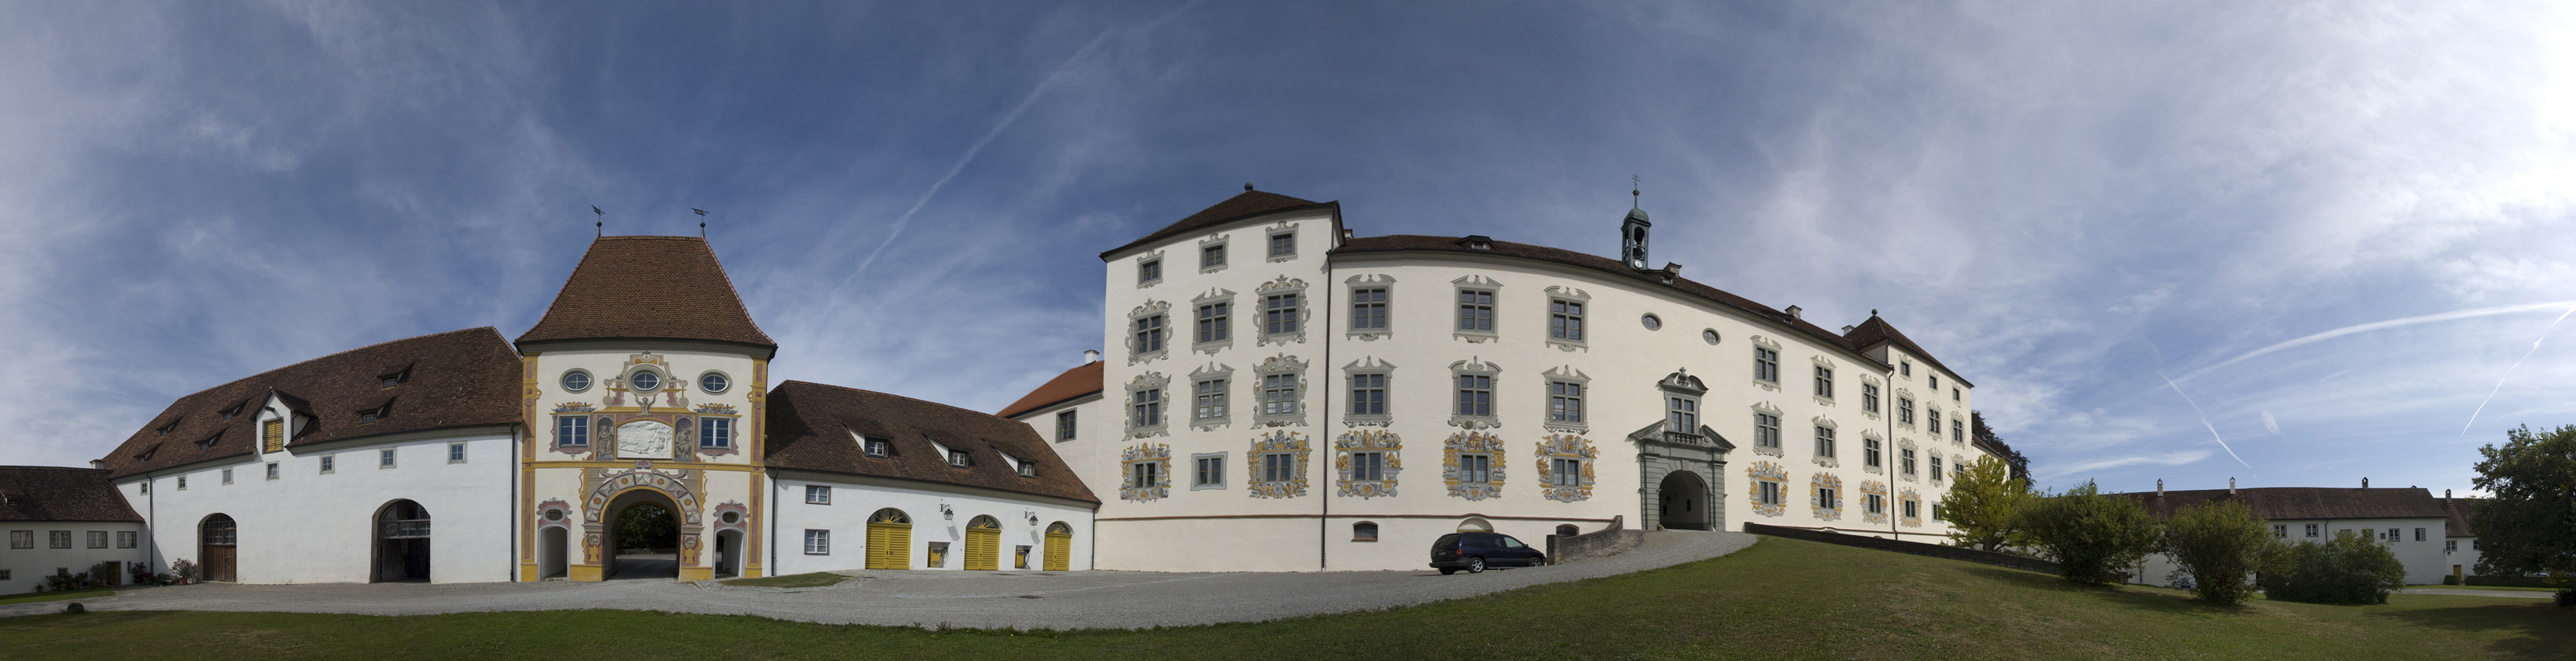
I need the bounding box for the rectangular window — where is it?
[1864,438,1882,467]
[1549,300,1584,341]
[2475,540,2482,550]
[1758,481,1782,505]
[699,418,733,449]
[1457,289,1494,331]
[1549,381,1583,422]
[1195,456,1225,487]
[1350,373,1386,415]
[1261,453,1294,482]
[177,475,187,490]
[449,442,467,463]
[1928,409,1942,434]
[2389,528,2402,543]
[1353,452,1385,482]
[1814,366,1833,397]
[2415,528,2426,542]
[1131,461,1158,489]
[1351,288,1387,330]
[1268,233,1295,257]
[1133,388,1163,427]
[1902,449,1917,475]
[1263,294,1300,334]
[1953,387,1961,401]
[2305,523,2319,537]
[1017,461,1037,477]
[1457,453,1493,484]
[805,485,831,505]
[1668,397,1697,429]
[804,530,830,555]
[557,415,590,447]
[221,468,233,484]
[1930,456,1944,481]
[50,531,71,548]
[1195,379,1227,419]
[866,438,891,457]
[380,448,397,468]
[86,531,107,548]
[1202,243,1225,268]
[948,450,970,467]
[1814,426,1835,458]
[1138,259,1160,283]
[265,462,279,480]
[1901,361,1912,376]
[1055,411,1076,442]
[1952,419,1964,442]
[8,530,29,549]
[1930,375,1940,390]
[1868,494,1888,515]
[117,531,137,548]
[1456,375,1493,417]
[1816,487,1837,509]
[2274,524,2288,538]
[1900,398,1916,425]
[1262,374,1297,415]
[1755,413,1780,448]
[1196,303,1230,342]
[1903,499,1920,519]
[1863,384,1879,413]
[2445,540,2457,551]
[1754,348,1779,382]
[1134,315,1166,352]
[1551,458,1580,487]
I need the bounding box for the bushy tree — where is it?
[2161,499,2284,604]
[1941,456,2036,552]
[2023,481,2162,586]
[2259,533,2406,604]
[2469,424,2576,584]
[616,502,679,552]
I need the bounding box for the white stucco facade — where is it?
[0,521,149,593]
[766,470,1094,573]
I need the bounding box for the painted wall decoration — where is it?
[1119,442,1173,502]
[1899,488,1923,528]
[1810,472,1844,521]
[1246,430,1312,498]
[1441,431,1507,501]
[712,501,751,532]
[1746,461,1788,517]
[1334,429,1402,498]
[534,498,575,530]
[1533,433,1597,502]
[1858,480,1890,524]
[617,420,673,460]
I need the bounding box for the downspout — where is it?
[1318,243,1337,571]
[511,426,522,582]
[1888,370,1899,543]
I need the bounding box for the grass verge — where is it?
[0,586,118,606]
[4,537,2568,660]
[717,572,848,588]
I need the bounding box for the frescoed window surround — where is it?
[1197,233,1230,274]
[1451,275,1503,344]
[1125,372,1171,439]
[1345,274,1395,341]
[1542,366,1591,434]
[534,498,576,531]
[1190,288,1237,355]
[1899,488,1924,527]
[550,403,598,456]
[1251,353,1309,428]
[1335,429,1401,498]
[1133,249,1164,289]
[691,407,743,456]
[1809,355,1839,407]
[1246,430,1311,498]
[1341,356,1395,428]
[1811,472,1845,521]
[1254,275,1309,347]
[1543,285,1591,352]
[1746,461,1789,517]
[1859,429,1886,475]
[1442,431,1507,501]
[710,501,751,533]
[1127,299,1173,365]
[1534,433,1597,502]
[1747,334,1784,393]
[1119,443,1173,502]
[1187,362,1235,432]
[1810,415,1840,468]
[1748,400,1786,458]
[1858,481,1890,524]
[1449,358,1502,429]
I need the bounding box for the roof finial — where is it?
[1631,174,1640,210]
[694,208,709,239]
[1871,309,1878,316]
[1244,182,1255,191]
[591,205,604,237]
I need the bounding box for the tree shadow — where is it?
[2370,602,2576,659]
[1956,566,2253,616]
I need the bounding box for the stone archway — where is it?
[372,499,432,582]
[1658,470,1710,530]
[603,490,681,580]
[578,469,705,582]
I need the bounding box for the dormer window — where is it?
[1017,462,1037,478]
[359,402,390,424]
[947,449,970,468]
[1457,235,1492,250]
[219,404,243,421]
[196,435,218,450]
[156,421,177,435]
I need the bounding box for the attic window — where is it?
[1017,462,1037,478]
[359,402,390,424]
[156,421,177,435]
[196,435,219,450]
[137,448,156,461]
[1458,235,1492,250]
[219,404,243,421]
[947,449,970,468]
[379,369,409,389]
[863,438,890,458]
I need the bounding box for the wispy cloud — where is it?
[2042,450,2214,481]
[2459,306,2576,435]
[2173,302,2576,385]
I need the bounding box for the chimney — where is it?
[2157,479,2164,497]
[2445,488,2452,500]
[1842,325,1857,334]
[89,460,105,470]
[1786,306,1803,320]
[2362,477,2369,488]
[1083,349,1100,364]
[1661,262,1682,277]
[2228,477,2236,495]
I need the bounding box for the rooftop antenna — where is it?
[591,205,604,237]
[694,208,708,238]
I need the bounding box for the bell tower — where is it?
[1621,183,1652,270]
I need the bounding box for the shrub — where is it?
[2557,589,2575,607]
[2161,499,2284,604]
[2023,481,2162,586]
[2259,533,2406,604]
[171,558,199,581]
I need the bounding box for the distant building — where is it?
[2126,480,2461,586]
[2439,491,2483,581]
[0,466,149,592]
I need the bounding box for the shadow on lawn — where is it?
[1956,566,2252,616]
[2371,603,2576,659]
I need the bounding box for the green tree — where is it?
[2023,481,2162,586]
[2259,533,2406,604]
[2160,499,2284,604]
[2469,424,2576,583]
[615,502,679,552]
[1940,456,2036,552]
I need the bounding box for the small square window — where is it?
[2273,524,2287,538]
[864,438,891,457]
[1268,232,1295,257]
[265,462,279,480]
[1017,462,1036,478]
[448,442,467,463]
[1053,411,1076,442]
[1192,453,1227,490]
[87,530,108,548]
[320,455,336,474]
[1202,243,1226,268]
[947,450,971,467]
[1138,259,1162,284]
[804,529,830,555]
[118,530,138,548]
[806,485,831,505]
[2305,523,2319,537]
[380,448,397,468]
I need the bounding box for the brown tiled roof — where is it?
[517,236,776,350]
[98,327,523,480]
[765,381,1099,504]
[0,467,142,522]
[1100,190,1332,260]
[996,361,1104,419]
[1334,235,1885,366]
[1843,316,1972,387]
[2442,497,2484,537]
[2124,487,2448,521]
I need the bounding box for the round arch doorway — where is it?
[373,500,432,582]
[1658,470,1710,530]
[604,489,683,581]
[199,514,238,582]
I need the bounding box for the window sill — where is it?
[1546,339,1587,353]
[1542,419,1587,434]
[1453,330,1500,344]
[1343,414,1392,428]
[1257,331,1306,347]
[1128,349,1169,365]
[1137,278,1163,289]
[1126,426,1170,439]
[1346,330,1391,341]
[1253,415,1305,428]
[1812,396,1835,407]
[1266,254,1297,263]
[1193,339,1233,355]
[1751,445,1784,458]
[1190,418,1233,432]
[1752,379,1780,392]
[1449,414,1500,430]
[1811,455,1839,468]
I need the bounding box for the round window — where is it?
[1640,314,1662,330]
[629,370,661,391]
[561,371,592,392]
[1702,329,1720,345]
[544,509,563,522]
[721,511,740,524]
[699,372,730,393]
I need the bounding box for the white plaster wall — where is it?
[2134,517,2452,586]
[118,422,520,584]
[768,474,1094,574]
[0,521,150,593]
[2445,535,2483,579]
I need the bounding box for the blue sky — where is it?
[6,2,2572,498]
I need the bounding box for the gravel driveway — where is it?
[2,530,1755,630]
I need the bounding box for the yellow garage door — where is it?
[1044,522,1072,571]
[866,509,912,570]
[964,516,1001,571]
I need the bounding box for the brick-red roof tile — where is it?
[1100,190,1331,260]
[518,236,775,350]
[996,361,1104,419]
[765,381,1098,504]
[0,467,142,522]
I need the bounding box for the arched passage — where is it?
[373,500,432,582]
[604,489,682,580]
[1659,470,1709,530]
[866,509,912,570]
[537,504,570,579]
[199,514,237,582]
[1043,522,1073,571]
[964,515,1003,571]
[712,530,743,578]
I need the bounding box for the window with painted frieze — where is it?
[1457,453,1493,484]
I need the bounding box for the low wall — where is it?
[1548,516,1645,565]
[1743,523,2059,575]
[2444,575,2567,588]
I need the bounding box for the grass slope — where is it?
[4,537,2567,660]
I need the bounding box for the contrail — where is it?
[2459,306,2576,436]
[2173,301,2576,384]
[2159,371,2254,477]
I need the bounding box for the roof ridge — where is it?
[776,380,1015,422]
[156,327,506,407]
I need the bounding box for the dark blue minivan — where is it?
[1429,532,1545,574]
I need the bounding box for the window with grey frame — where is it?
[1901,448,1917,475]
[1754,412,1780,448]
[1349,372,1387,416]
[1196,303,1230,343]
[1351,451,1386,482]
[557,415,590,447]
[1132,388,1163,428]
[1754,347,1779,382]
[1055,411,1076,442]
[1268,232,1295,257]
[1930,456,1944,481]
[1456,452,1493,484]
[1457,289,1494,332]
[1202,243,1226,269]
[1864,438,1882,467]
[1130,462,1158,488]
[1138,259,1161,284]
[1862,383,1879,413]
[1457,374,1494,417]
[1259,452,1296,482]
[1899,397,1915,425]
[1814,426,1836,458]
[1952,418,1964,442]
[1928,408,1942,434]
[1549,381,1582,423]
[1135,314,1167,354]
[1261,374,1297,416]
[1814,365,1833,397]
[1262,294,1300,335]
[1194,378,1228,421]
[1668,396,1697,430]
[1192,453,1226,489]
[1549,299,1584,341]
[1350,287,1388,330]
[1549,457,1580,487]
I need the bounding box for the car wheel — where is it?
[1531,554,1546,567]
[1466,557,1486,574]
[1439,567,1458,575]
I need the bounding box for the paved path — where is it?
[1,530,1755,629]
[2393,587,2556,599]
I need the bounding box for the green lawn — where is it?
[0,586,118,607]
[4,537,2567,660]
[717,572,848,588]
[2414,584,2564,593]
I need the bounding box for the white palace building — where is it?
[4,184,2000,588]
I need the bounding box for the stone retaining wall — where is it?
[1743,523,2059,575]
[1548,516,1645,565]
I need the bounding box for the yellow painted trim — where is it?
[569,565,604,582]
[680,566,714,582]
[744,568,764,579]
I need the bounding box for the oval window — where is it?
[561,371,592,392]
[720,511,740,524]
[629,370,660,391]
[1702,329,1720,345]
[699,372,730,393]
[544,509,563,522]
[1640,314,1662,330]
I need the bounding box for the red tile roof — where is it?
[0,467,142,522]
[1843,316,1971,387]
[1100,190,1333,260]
[765,381,1099,504]
[99,327,523,480]
[996,361,1104,419]
[2123,487,2449,521]
[517,236,776,351]
[2442,496,2483,537]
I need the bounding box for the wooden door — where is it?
[963,516,1000,570]
[200,515,238,582]
[866,508,912,570]
[1043,523,1072,571]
